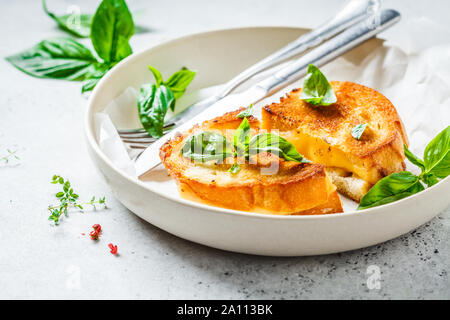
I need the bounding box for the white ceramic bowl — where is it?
[85,27,450,256]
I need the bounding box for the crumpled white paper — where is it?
[95,17,450,183]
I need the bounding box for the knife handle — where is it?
[256,9,400,95]
[216,0,377,99]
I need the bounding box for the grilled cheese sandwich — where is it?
[160,109,343,215]
[262,81,408,201]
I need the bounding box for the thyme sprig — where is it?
[1,149,19,165]
[48,175,107,225]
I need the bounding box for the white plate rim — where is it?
[85,25,450,221]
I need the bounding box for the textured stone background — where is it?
[0,0,449,299]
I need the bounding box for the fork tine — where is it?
[118,122,176,135]
[119,129,172,140]
[118,129,147,134]
[118,122,176,152]
[119,132,151,138]
[127,144,150,149]
[121,138,156,144]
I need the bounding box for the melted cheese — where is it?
[280,130,378,185]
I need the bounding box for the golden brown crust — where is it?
[293,190,342,215]
[262,81,407,184]
[202,108,260,130]
[160,109,343,215]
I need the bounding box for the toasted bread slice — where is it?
[262,81,408,202]
[160,109,343,215]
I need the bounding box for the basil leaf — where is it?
[181,132,233,162]
[148,65,163,87]
[248,133,310,163]
[146,66,196,111]
[5,38,104,81]
[81,64,110,93]
[404,144,425,171]
[91,0,134,64]
[82,79,99,93]
[229,163,241,174]
[300,64,337,106]
[43,0,92,38]
[351,124,368,140]
[232,117,251,155]
[237,104,254,118]
[163,68,196,100]
[358,172,424,210]
[81,74,106,93]
[421,172,439,187]
[138,84,175,138]
[423,126,450,178]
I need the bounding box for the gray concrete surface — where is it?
[0,0,449,299]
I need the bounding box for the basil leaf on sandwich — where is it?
[43,0,93,38]
[232,117,251,157]
[91,0,135,64]
[5,38,107,81]
[351,124,368,140]
[228,163,241,174]
[181,118,309,174]
[237,105,254,118]
[248,133,310,163]
[358,172,425,210]
[182,132,234,163]
[300,64,337,106]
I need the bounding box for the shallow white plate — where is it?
[85,27,450,256]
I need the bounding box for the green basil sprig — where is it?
[237,104,254,118]
[358,172,424,210]
[181,132,234,163]
[7,0,135,93]
[138,66,196,138]
[138,84,175,138]
[248,133,310,163]
[300,64,337,106]
[232,117,252,157]
[229,163,241,174]
[358,126,450,210]
[164,67,197,100]
[422,126,450,179]
[181,117,309,174]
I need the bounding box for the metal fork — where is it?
[118,0,378,149]
[118,125,174,149]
